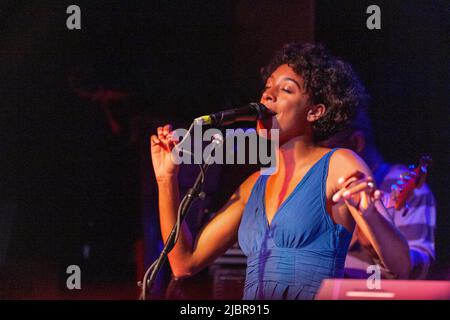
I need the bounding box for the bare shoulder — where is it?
[331,148,365,166]
[329,148,372,179]
[220,170,260,209]
[238,171,260,201]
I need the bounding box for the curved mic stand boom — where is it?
[139,124,222,300]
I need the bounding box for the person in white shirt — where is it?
[322,109,436,279]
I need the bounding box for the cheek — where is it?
[279,111,307,137]
[279,107,304,127]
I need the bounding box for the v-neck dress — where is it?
[238,148,352,300]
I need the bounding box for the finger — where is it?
[154,128,173,150]
[158,125,174,147]
[342,176,359,188]
[157,125,170,139]
[150,135,160,146]
[373,190,382,201]
[332,177,359,202]
[359,188,369,209]
[332,187,346,203]
[346,175,374,188]
[333,176,373,203]
[151,134,170,152]
[166,135,176,148]
[352,183,377,211]
[360,189,384,208]
[169,138,180,147]
[151,134,166,148]
[157,126,164,139]
[167,132,180,143]
[337,171,365,185]
[163,124,173,135]
[334,179,373,203]
[342,180,375,200]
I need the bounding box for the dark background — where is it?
[0,0,448,299]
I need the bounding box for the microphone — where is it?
[194,102,276,126]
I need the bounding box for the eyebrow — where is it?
[267,76,303,90]
[281,77,302,90]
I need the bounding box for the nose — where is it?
[261,87,276,103]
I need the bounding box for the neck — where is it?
[275,136,319,174]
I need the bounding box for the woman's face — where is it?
[257,64,313,143]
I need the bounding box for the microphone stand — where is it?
[140,128,222,300]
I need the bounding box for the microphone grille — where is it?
[250,102,275,120]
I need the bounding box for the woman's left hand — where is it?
[332,171,383,218]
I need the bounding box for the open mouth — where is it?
[257,103,277,131]
[259,103,277,119]
[267,108,277,116]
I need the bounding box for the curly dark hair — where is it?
[261,42,369,141]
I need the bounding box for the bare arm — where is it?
[386,179,436,278]
[156,173,257,277]
[330,149,411,278]
[151,124,258,278]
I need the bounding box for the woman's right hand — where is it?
[150,124,180,180]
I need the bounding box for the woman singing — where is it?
[150,42,410,300]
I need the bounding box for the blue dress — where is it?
[238,148,352,300]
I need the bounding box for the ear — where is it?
[350,130,366,153]
[306,104,326,122]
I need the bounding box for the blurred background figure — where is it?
[322,108,436,279]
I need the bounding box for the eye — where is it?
[282,87,292,93]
